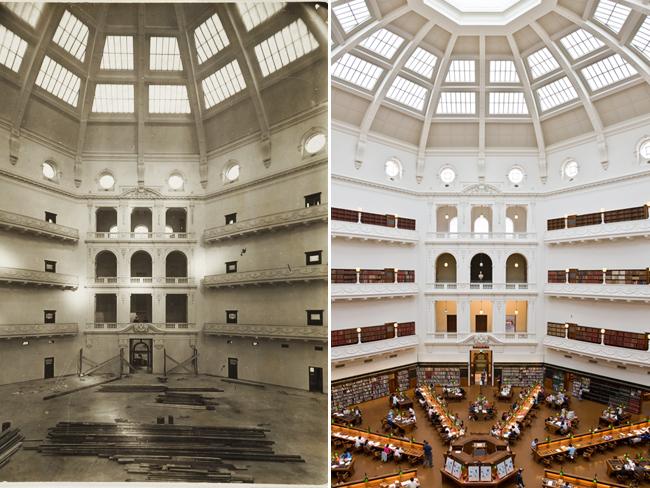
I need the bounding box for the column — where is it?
[458,299,470,334]
[154,201,164,234]
[526,202,535,235]
[459,200,471,233]
[493,299,505,334]
[87,201,95,233]
[153,291,164,324]
[493,250,506,284]
[118,290,130,324]
[493,201,505,234]
[119,202,129,233]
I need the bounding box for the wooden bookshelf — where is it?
[603,205,648,223]
[331,208,358,222]
[546,322,566,338]
[397,217,416,230]
[547,217,566,231]
[547,203,649,231]
[332,328,358,347]
[500,366,544,387]
[397,322,415,337]
[573,212,602,227]
[331,268,357,284]
[547,270,566,283]
[548,268,650,285]
[543,470,628,488]
[604,330,648,351]
[397,270,415,283]
[331,206,417,230]
[332,375,391,410]
[567,324,601,344]
[359,269,388,283]
[575,269,604,284]
[418,366,461,387]
[360,324,393,343]
[360,211,389,227]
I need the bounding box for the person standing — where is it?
[515,468,525,488]
[423,440,433,468]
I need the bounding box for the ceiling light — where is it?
[444,262,448,267]
[514,262,519,268]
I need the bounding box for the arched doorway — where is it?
[435,253,457,283]
[470,253,493,283]
[506,253,527,283]
[130,339,152,373]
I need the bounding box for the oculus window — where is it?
[98,172,115,190]
[385,158,402,180]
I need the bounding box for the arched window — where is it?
[473,215,489,234]
[506,253,527,283]
[435,253,457,283]
[505,217,514,235]
[449,217,458,234]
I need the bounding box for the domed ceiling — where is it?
[0,2,327,187]
[331,0,650,181]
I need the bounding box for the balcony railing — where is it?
[331,334,419,362]
[427,232,535,242]
[91,276,196,286]
[0,267,78,290]
[331,208,417,244]
[86,232,196,241]
[0,322,78,339]
[203,323,327,342]
[85,322,197,334]
[547,322,649,351]
[427,283,535,293]
[332,322,415,347]
[331,282,419,301]
[0,209,79,242]
[543,334,650,368]
[202,264,327,288]
[545,282,650,301]
[204,204,327,243]
[425,332,536,345]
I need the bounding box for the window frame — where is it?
[306,309,324,326]
[226,310,238,324]
[305,250,322,266]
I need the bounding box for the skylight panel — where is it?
[92,84,134,113]
[526,47,560,79]
[404,47,437,79]
[436,92,476,114]
[331,53,383,90]
[445,60,475,83]
[536,76,578,111]
[359,28,404,59]
[149,85,191,114]
[237,2,284,31]
[386,76,428,111]
[0,25,28,73]
[5,3,43,28]
[100,36,133,70]
[581,53,637,91]
[52,10,89,62]
[631,17,650,60]
[202,60,246,109]
[254,19,318,77]
[150,37,182,71]
[488,92,528,115]
[35,55,81,106]
[560,29,604,60]
[593,0,631,34]
[332,0,371,33]
[194,13,229,64]
[489,60,519,83]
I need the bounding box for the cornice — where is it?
[543,335,650,368]
[0,209,79,242]
[331,282,419,301]
[331,335,419,362]
[0,323,79,339]
[203,264,328,288]
[203,323,327,342]
[0,266,79,290]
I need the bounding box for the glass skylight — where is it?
[237,2,284,31]
[526,47,559,79]
[332,0,371,33]
[0,25,28,73]
[332,53,384,90]
[560,29,604,60]
[488,92,528,115]
[581,53,637,91]
[149,85,191,114]
[202,60,246,109]
[194,13,229,64]
[386,76,428,111]
[5,3,43,28]
[52,10,89,62]
[593,0,631,34]
[254,19,318,77]
[445,60,475,83]
[489,60,519,83]
[100,36,133,70]
[35,55,81,106]
[631,17,650,60]
[92,84,134,113]
[359,28,404,59]
[536,76,578,111]
[404,47,437,79]
[150,37,182,71]
[436,92,476,114]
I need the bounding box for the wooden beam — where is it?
[165,351,199,375]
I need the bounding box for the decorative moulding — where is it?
[0,209,79,242]
[0,267,78,290]
[203,323,327,343]
[0,323,78,339]
[331,282,419,301]
[85,323,198,334]
[331,334,419,362]
[544,283,650,302]
[203,264,327,288]
[331,220,418,245]
[543,334,650,368]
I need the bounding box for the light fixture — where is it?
[514,262,519,268]
[22,341,29,346]
[252,341,259,346]
[356,327,362,333]
[444,262,448,268]
[478,271,484,281]
[565,268,569,273]
[394,323,398,328]
[479,261,484,267]
[514,214,519,220]
[355,267,360,272]
[600,329,606,334]
[602,268,607,273]
[445,214,449,220]
[564,323,569,329]
[514,310,519,315]
[444,300,448,314]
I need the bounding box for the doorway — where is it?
[475,314,488,332]
[44,357,54,379]
[228,357,238,379]
[130,339,152,373]
[470,349,492,386]
[447,315,457,333]
[309,366,323,393]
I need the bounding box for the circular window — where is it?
[440,167,456,185]
[224,163,240,182]
[99,173,115,190]
[168,173,184,190]
[304,132,326,154]
[508,167,524,185]
[42,161,56,180]
[639,139,650,159]
[385,158,402,180]
[563,159,579,180]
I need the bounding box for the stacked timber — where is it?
[121,456,253,482]
[155,391,218,408]
[0,427,24,469]
[99,384,224,393]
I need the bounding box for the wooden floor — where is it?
[332,384,646,487]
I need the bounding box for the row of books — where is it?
[547,204,649,230]
[331,207,416,230]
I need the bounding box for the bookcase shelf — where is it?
[417,366,461,387]
[331,268,357,284]
[332,375,390,410]
[331,207,417,231]
[499,366,544,387]
[546,322,566,338]
[331,208,358,222]
[568,324,601,344]
[547,218,566,231]
[604,205,648,224]
[604,330,648,351]
[332,328,358,347]
[547,204,649,231]
[547,270,566,283]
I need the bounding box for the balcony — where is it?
[203,323,327,342]
[85,232,196,242]
[331,334,419,362]
[90,277,196,287]
[331,219,418,245]
[204,204,327,243]
[425,283,536,295]
[544,283,650,302]
[0,323,78,339]
[331,282,419,301]
[426,232,536,244]
[543,334,650,368]
[423,332,537,346]
[0,209,79,242]
[85,323,197,334]
[0,267,78,290]
[203,264,327,288]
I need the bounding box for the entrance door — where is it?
[228,358,238,379]
[470,349,492,386]
[447,315,457,333]
[475,314,488,332]
[44,357,54,379]
[130,339,152,373]
[309,366,323,393]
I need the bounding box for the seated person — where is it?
[403,477,420,488]
[381,444,392,463]
[340,450,352,463]
[393,446,404,461]
[354,406,361,418]
[567,444,576,460]
[408,406,416,419]
[354,436,366,448]
[513,423,521,436]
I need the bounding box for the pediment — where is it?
[120,187,163,199]
[462,183,501,195]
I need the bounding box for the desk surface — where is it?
[335,470,419,488]
[422,388,464,439]
[543,469,628,488]
[496,384,541,438]
[331,424,424,458]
